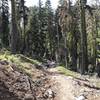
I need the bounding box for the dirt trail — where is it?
[47,68,100,100]
[51,75,75,100]
[47,68,76,100]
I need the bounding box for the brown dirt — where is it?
[0,60,100,100]
[47,68,100,100]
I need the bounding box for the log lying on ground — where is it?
[75,79,100,90]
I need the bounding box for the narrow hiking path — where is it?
[45,68,75,100]
[46,68,100,100]
[50,75,75,100]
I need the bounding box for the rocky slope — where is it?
[0,61,36,100]
[0,58,100,100]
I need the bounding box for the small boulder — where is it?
[44,89,55,98]
[75,95,86,100]
[24,94,35,100]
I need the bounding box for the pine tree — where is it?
[59,0,65,6]
[0,0,9,47]
[26,6,40,56]
[45,0,55,59]
[26,1,46,58]
[37,0,46,57]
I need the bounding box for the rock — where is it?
[80,89,85,93]
[67,76,73,79]
[43,60,56,68]
[44,89,55,98]
[0,60,9,65]
[24,94,35,100]
[0,61,35,99]
[73,81,79,86]
[75,95,86,100]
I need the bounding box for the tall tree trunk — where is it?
[71,35,77,71]
[21,0,26,54]
[10,0,19,53]
[56,21,60,64]
[1,0,9,47]
[80,0,88,74]
[92,14,97,71]
[63,30,68,68]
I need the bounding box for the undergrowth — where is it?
[56,66,79,78]
[0,49,41,77]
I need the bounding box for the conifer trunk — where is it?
[11,0,19,53]
[80,0,88,74]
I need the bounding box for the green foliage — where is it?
[45,0,56,59]
[56,66,78,78]
[0,0,9,47]
[0,50,42,77]
[25,0,55,59]
[26,6,46,57]
[0,51,41,65]
[59,0,65,6]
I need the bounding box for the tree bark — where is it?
[80,0,88,74]
[10,0,19,53]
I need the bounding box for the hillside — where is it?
[0,52,100,100]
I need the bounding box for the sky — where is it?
[25,0,59,9]
[8,0,95,11]
[25,0,94,9]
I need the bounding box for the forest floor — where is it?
[0,51,100,100]
[47,68,100,100]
